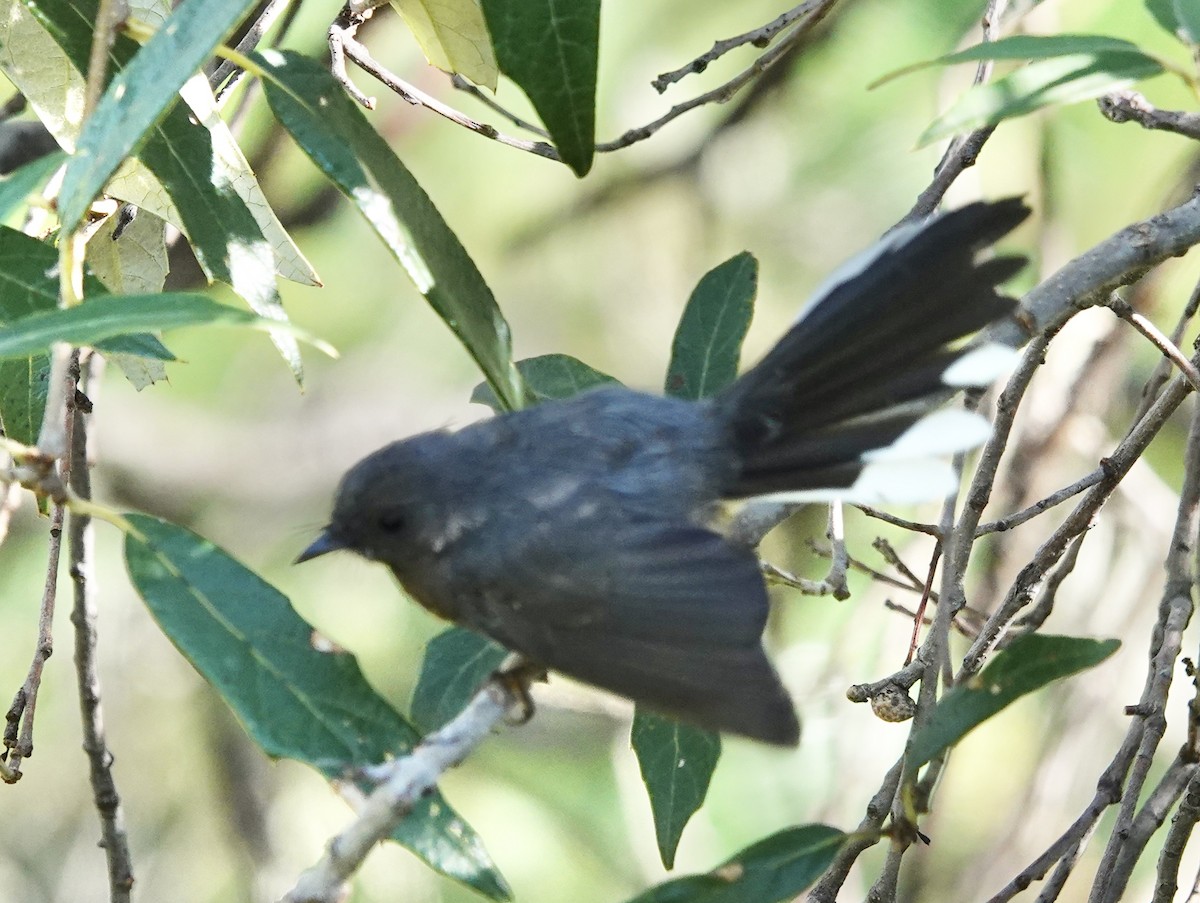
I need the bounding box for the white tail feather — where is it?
[862,409,992,463]
[942,342,1020,387]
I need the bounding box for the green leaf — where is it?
[470,353,618,411]
[0,151,65,221]
[872,34,1155,88]
[624,824,846,903]
[481,0,600,176]
[0,293,333,360]
[123,514,512,900]
[392,0,499,89]
[0,225,170,436]
[411,627,508,733]
[1146,0,1182,38]
[15,0,307,381]
[665,253,756,400]
[57,0,258,230]
[0,355,51,445]
[257,49,525,410]
[86,208,172,388]
[907,634,1120,768]
[631,711,721,869]
[627,253,757,867]
[920,52,1165,145]
[1173,0,1200,44]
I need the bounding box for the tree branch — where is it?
[1098,90,1200,142]
[281,670,526,903]
[651,1,831,93]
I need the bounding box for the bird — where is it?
[298,198,1030,746]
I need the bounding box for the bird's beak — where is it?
[296,529,345,564]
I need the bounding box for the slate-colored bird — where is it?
[299,198,1030,746]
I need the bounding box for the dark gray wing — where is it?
[453,520,799,745]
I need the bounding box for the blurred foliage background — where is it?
[3,0,1199,900]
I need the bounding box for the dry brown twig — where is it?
[327,0,840,162]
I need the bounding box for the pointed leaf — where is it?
[665,252,756,400]
[8,0,309,379]
[624,824,847,903]
[0,1,316,286]
[392,0,499,89]
[470,352,618,411]
[631,711,721,869]
[872,34,1156,88]
[258,49,525,410]
[920,52,1165,145]
[123,514,512,900]
[481,0,599,175]
[1173,0,1200,44]
[629,253,757,866]
[907,634,1120,768]
[1146,0,1182,38]
[0,293,333,360]
[57,0,258,229]
[411,627,508,733]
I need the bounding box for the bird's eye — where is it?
[378,511,406,533]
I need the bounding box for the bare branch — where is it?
[900,0,1009,222]
[281,670,527,903]
[975,471,1105,536]
[651,1,829,93]
[1104,292,1200,393]
[1155,770,1200,903]
[69,355,133,901]
[597,0,838,153]
[855,505,940,536]
[992,190,1200,346]
[2,502,64,780]
[3,350,82,780]
[334,21,560,161]
[1098,90,1200,142]
[330,0,839,161]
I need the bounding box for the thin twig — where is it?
[1156,769,1200,903]
[975,471,1105,536]
[84,0,126,120]
[1105,754,1198,899]
[597,0,838,154]
[855,505,940,536]
[1098,90,1200,142]
[1013,530,1087,632]
[449,74,550,137]
[1105,292,1200,392]
[651,1,825,92]
[70,354,133,901]
[338,27,559,159]
[211,0,292,98]
[807,762,901,902]
[282,670,526,903]
[961,370,1194,678]
[1133,271,1200,424]
[900,0,1008,222]
[2,503,65,779]
[329,0,839,161]
[2,350,81,780]
[1089,375,1200,903]
[989,190,1200,347]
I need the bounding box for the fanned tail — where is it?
[716,198,1030,502]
